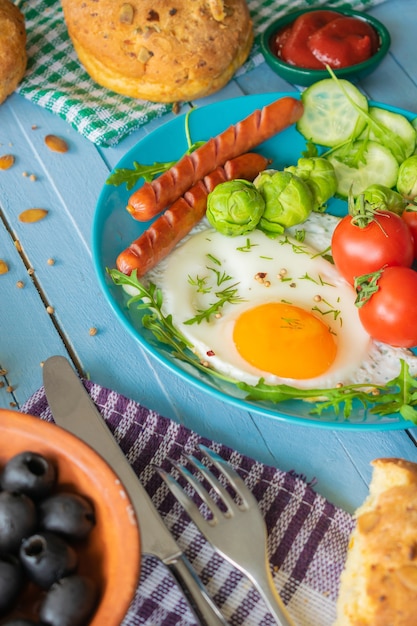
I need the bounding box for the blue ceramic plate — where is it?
[92,92,416,430]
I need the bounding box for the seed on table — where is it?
[19,208,48,223]
[47,258,55,266]
[0,154,15,170]
[89,327,98,336]
[44,134,69,153]
[16,280,24,288]
[0,260,9,274]
[0,368,7,376]
[29,174,37,181]
[28,267,35,275]
[46,305,54,314]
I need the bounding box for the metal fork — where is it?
[157,445,295,626]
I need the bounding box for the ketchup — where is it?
[272,10,380,70]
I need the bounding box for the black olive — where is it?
[39,492,96,540]
[0,553,25,614]
[0,450,100,622]
[39,575,98,626]
[19,532,78,589]
[1,451,57,499]
[0,491,37,554]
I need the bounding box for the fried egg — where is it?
[146,213,417,390]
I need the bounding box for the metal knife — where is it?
[43,355,227,626]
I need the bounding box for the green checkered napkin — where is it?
[17,0,387,147]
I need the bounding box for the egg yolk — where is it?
[233,302,337,379]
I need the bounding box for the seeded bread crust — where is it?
[0,0,27,104]
[60,0,254,103]
[334,458,417,626]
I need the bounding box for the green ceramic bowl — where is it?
[260,8,391,87]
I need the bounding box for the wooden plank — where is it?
[0,223,68,406]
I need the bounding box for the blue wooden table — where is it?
[1,0,417,515]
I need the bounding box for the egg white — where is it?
[145,222,347,388]
[142,213,417,389]
[145,213,417,389]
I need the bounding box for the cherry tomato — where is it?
[355,266,417,347]
[401,207,417,259]
[331,210,414,285]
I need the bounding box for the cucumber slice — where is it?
[327,140,399,198]
[359,107,417,163]
[297,78,368,148]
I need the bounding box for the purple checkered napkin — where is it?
[21,381,354,626]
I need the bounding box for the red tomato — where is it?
[331,210,414,285]
[402,208,417,259]
[356,266,417,348]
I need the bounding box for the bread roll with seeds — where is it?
[60,0,253,103]
[0,0,27,104]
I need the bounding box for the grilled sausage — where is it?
[126,96,303,221]
[117,152,269,277]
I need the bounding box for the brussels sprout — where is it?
[361,184,407,215]
[253,169,314,235]
[396,155,417,200]
[285,157,337,211]
[206,179,265,236]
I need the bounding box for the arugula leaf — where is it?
[105,109,206,190]
[108,268,417,425]
[322,68,407,167]
[239,361,417,424]
[106,160,178,189]
[107,268,237,384]
[302,141,319,158]
[332,137,369,170]
[238,378,376,418]
[367,359,417,422]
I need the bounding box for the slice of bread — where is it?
[334,458,417,625]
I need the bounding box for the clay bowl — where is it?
[260,8,391,86]
[0,408,141,625]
